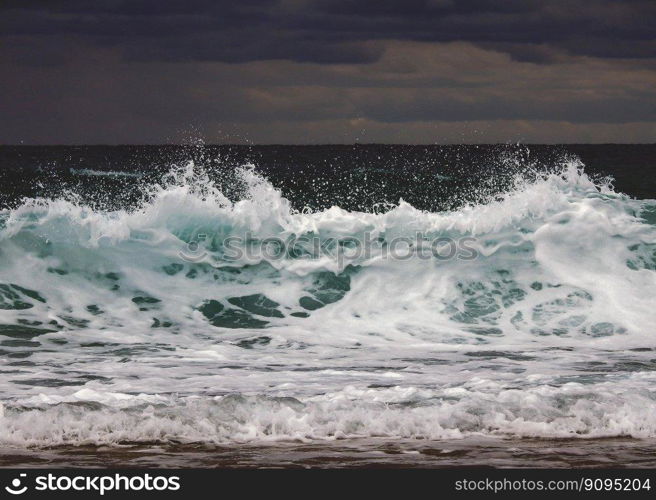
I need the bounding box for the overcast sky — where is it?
[1,0,655,144]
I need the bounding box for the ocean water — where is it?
[0,144,655,467]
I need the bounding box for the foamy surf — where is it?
[1,156,655,447]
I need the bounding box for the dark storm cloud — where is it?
[1,0,656,143]
[2,0,655,65]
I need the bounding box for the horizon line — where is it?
[2,142,656,147]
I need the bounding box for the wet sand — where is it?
[1,437,655,468]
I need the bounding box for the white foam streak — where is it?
[2,378,656,447]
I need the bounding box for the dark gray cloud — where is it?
[2,0,655,65]
[1,0,655,143]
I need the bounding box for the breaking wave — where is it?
[1,157,655,446]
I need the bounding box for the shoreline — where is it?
[2,437,655,469]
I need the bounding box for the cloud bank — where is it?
[1,0,655,143]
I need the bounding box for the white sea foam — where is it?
[2,377,656,446]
